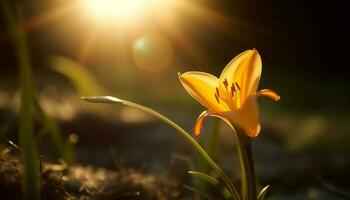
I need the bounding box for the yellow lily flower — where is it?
[179,49,280,137]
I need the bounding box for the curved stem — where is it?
[235,128,257,200]
[82,96,241,200]
[124,101,241,200]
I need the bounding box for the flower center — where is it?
[214,78,241,107]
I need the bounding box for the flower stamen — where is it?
[235,82,241,91]
[214,93,220,104]
[231,83,236,92]
[230,84,236,97]
[215,87,220,98]
[223,79,229,89]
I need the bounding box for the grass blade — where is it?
[50,56,106,96]
[2,1,40,199]
[189,171,232,199]
[33,99,74,163]
[257,185,269,200]
[189,171,220,185]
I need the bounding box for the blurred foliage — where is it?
[2,1,40,199]
[50,56,107,96]
[33,99,74,163]
[1,2,78,199]
[188,170,232,199]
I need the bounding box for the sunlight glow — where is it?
[74,0,240,69]
[83,0,147,20]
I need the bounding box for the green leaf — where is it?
[189,171,232,199]
[189,171,220,185]
[258,185,270,200]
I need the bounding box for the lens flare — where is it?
[133,33,173,73]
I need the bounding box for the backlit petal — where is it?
[179,72,228,112]
[218,50,252,109]
[219,50,252,83]
[235,50,262,105]
[194,110,215,136]
[194,110,232,137]
[256,89,280,101]
[219,50,262,108]
[223,96,261,137]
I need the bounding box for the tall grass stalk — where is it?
[2,1,40,199]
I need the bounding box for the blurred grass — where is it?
[2,1,40,199]
[1,1,73,162]
[33,99,74,163]
[50,56,107,96]
[1,2,77,199]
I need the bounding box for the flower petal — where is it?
[219,50,252,82]
[194,110,215,136]
[219,50,262,108]
[223,96,261,137]
[218,50,252,109]
[194,110,232,137]
[179,72,229,112]
[256,89,280,101]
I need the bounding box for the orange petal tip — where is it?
[256,89,280,101]
[245,125,260,138]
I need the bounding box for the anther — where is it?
[214,93,220,104]
[231,83,236,92]
[223,79,229,89]
[230,86,235,97]
[215,87,220,97]
[235,82,241,91]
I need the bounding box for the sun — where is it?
[83,0,147,20]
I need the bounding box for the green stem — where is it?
[235,128,256,200]
[82,96,241,200]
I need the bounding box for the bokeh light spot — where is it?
[133,33,173,73]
